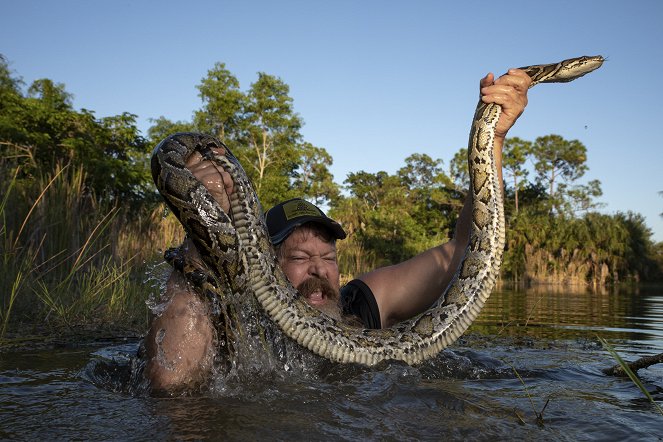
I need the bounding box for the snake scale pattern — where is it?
[152,55,604,366]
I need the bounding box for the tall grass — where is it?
[0,163,184,342]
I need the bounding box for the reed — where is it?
[0,163,184,341]
[598,336,663,416]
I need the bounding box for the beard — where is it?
[296,276,342,321]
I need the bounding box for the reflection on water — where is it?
[474,285,663,354]
[1,286,662,440]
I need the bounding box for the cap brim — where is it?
[270,215,347,245]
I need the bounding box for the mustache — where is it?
[296,276,339,302]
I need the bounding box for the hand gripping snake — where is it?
[151,56,604,366]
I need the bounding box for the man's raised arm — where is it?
[360,68,532,328]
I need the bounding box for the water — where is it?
[2,286,662,441]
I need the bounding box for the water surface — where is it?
[1,286,662,440]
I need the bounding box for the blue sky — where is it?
[2,0,662,241]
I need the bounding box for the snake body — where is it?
[152,56,603,366]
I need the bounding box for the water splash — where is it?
[143,260,172,315]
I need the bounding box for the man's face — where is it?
[278,227,341,318]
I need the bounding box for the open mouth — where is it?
[297,277,337,307]
[306,289,325,305]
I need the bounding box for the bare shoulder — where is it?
[144,269,217,393]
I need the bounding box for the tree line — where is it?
[2,55,661,289]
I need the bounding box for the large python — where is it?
[152,55,604,366]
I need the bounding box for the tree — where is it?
[557,179,603,214]
[236,73,302,206]
[0,55,31,167]
[0,65,152,205]
[344,170,392,210]
[149,62,342,208]
[291,142,339,206]
[342,169,419,265]
[338,158,460,267]
[0,54,23,109]
[531,134,588,212]
[580,212,628,285]
[28,78,73,111]
[615,211,660,281]
[147,116,195,146]
[502,137,531,214]
[14,78,78,170]
[398,153,443,191]
[194,62,245,141]
[397,153,459,239]
[0,54,23,139]
[448,147,469,192]
[84,112,152,201]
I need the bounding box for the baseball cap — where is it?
[265,198,347,245]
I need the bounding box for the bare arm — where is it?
[144,144,231,393]
[361,69,531,328]
[144,258,217,393]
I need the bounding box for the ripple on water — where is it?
[2,287,663,440]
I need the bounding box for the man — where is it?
[144,68,531,392]
[265,198,352,324]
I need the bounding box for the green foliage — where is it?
[614,211,661,281]
[147,116,195,146]
[194,62,245,141]
[531,134,596,215]
[0,57,154,208]
[448,147,468,191]
[292,142,340,205]
[150,62,340,209]
[503,137,532,214]
[332,154,460,273]
[0,158,181,337]
[234,72,303,207]
[328,131,662,285]
[502,207,659,285]
[1,52,662,342]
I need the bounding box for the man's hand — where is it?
[480,69,532,140]
[186,146,234,213]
